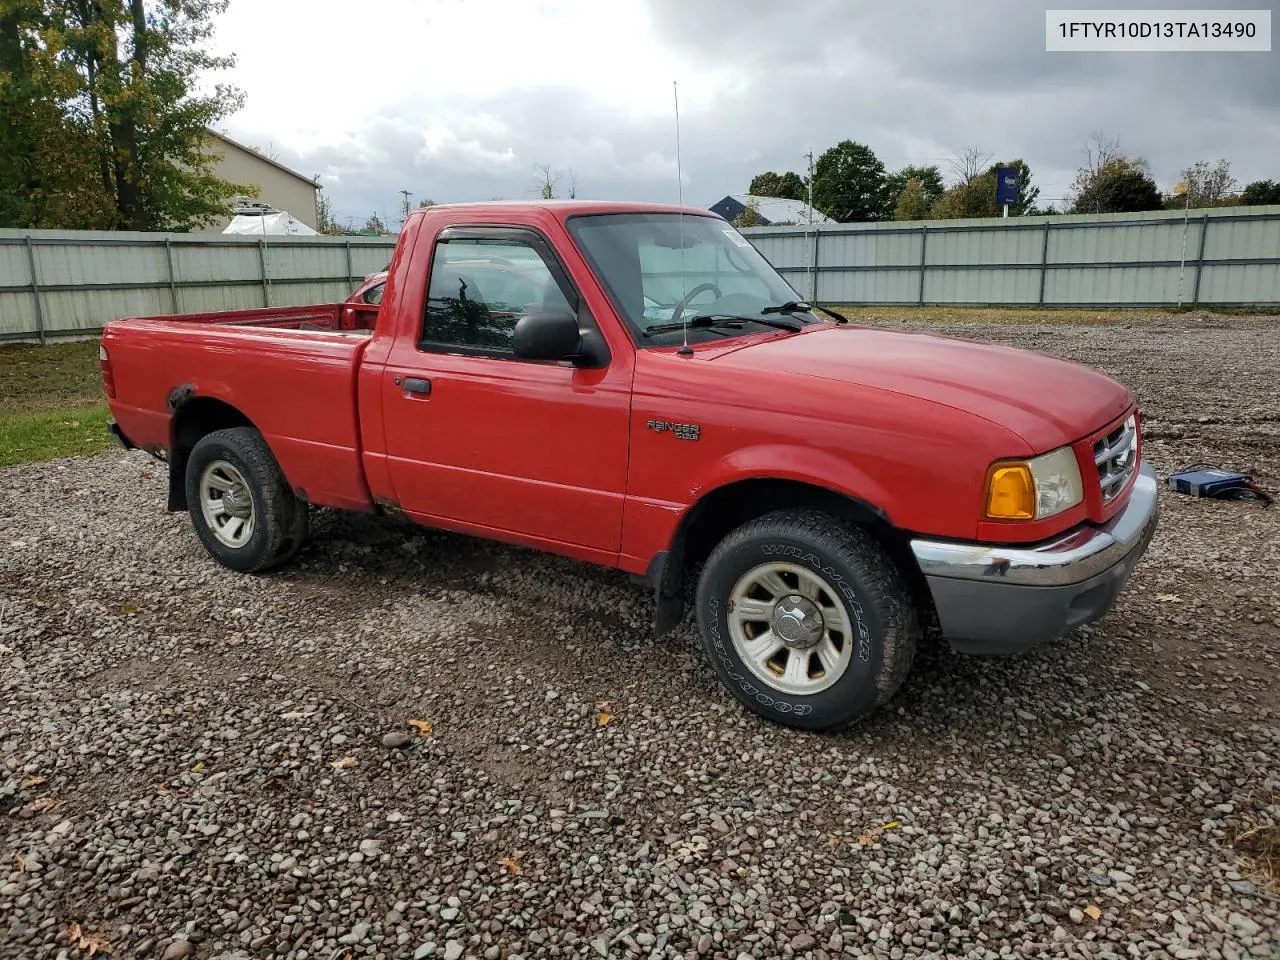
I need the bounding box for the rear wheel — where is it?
[694,508,919,730]
[184,427,308,573]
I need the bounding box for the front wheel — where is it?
[184,427,308,573]
[694,509,919,730]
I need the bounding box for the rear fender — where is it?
[165,390,257,511]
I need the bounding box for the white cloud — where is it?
[200,0,1280,224]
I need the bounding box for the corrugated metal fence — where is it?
[0,228,397,341]
[741,205,1280,308]
[5,206,1279,341]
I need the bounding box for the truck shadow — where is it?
[277,505,1192,753]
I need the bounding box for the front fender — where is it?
[692,443,895,523]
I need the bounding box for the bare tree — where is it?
[566,168,579,199]
[1180,159,1238,207]
[1070,133,1141,212]
[1080,132,1124,180]
[533,162,562,199]
[948,145,993,185]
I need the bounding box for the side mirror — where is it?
[512,309,582,362]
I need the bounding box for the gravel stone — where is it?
[1,313,1277,960]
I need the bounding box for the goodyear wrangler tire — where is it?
[694,508,919,730]
[184,427,308,574]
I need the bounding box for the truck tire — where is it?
[184,427,308,574]
[694,508,919,730]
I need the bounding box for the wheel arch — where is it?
[167,395,259,511]
[649,475,935,639]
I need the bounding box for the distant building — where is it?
[709,194,834,227]
[199,128,321,233]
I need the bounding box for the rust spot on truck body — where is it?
[166,383,196,412]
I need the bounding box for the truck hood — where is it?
[710,325,1134,451]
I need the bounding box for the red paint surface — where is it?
[103,201,1141,577]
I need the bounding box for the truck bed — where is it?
[102,305,379,513]
[135,303,378,335]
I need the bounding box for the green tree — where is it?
[811,139,891,222]
[1239,180,1280,206]
[0,0,116,228]
[748,170,807,201]
[893,178,933,220]
[315,191,342,235]
[885,165,944,216]
[363,212,385,234]
[927,159,1039,220]
[1070,158,1162,214]
[35,0,253,230]
[986,159,1040,215]
[732,198,762,228]
[930,170,999,219]
[417,198,436,208]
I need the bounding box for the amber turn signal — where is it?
[985,463,1035,520]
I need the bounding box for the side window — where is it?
[421,237,572,353]
[363,282,384,305]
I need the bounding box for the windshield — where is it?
[565,212,816,341]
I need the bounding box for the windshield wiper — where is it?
[641,315,747,337]
[762,300,849,324]
[760,300,811,315]
[641,313,805,338]
[689,313,804,332]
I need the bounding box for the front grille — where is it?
[1094,414,1138,504]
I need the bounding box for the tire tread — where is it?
[697,507,920,728]
[185,427,306,573]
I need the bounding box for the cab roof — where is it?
[412,199,725,220]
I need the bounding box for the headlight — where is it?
[984,446,1084,521]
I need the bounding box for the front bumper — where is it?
[909,460,1160,654]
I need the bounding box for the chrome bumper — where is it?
[909,461,1160,653]
[910,461,1159,587]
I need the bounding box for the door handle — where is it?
[403,377,431,396]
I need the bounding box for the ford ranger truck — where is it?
[99,201,1159,730]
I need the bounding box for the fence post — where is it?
[24,235,46,344]
[917,225,928,305]
[808,230,819,301]
[1038,219,1052,305]
[1191,213,1210,306]
[344,239,353,282]
[163,237,179,313]
[258,237,270,307]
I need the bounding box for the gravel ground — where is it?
[2,314,1278,960]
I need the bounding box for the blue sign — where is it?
[995,165,1020,207]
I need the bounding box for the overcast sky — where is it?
[205,0,1280,229]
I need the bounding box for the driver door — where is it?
[380,226,631,555]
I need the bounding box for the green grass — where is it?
[1,339,113,467]
[0,340,106,410]
[0,403,113,467]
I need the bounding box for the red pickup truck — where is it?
[100,200,1158,730]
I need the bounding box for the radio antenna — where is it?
[674,79,692,356]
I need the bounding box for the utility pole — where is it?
[399,189,412,229]
[804,150,816,301]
